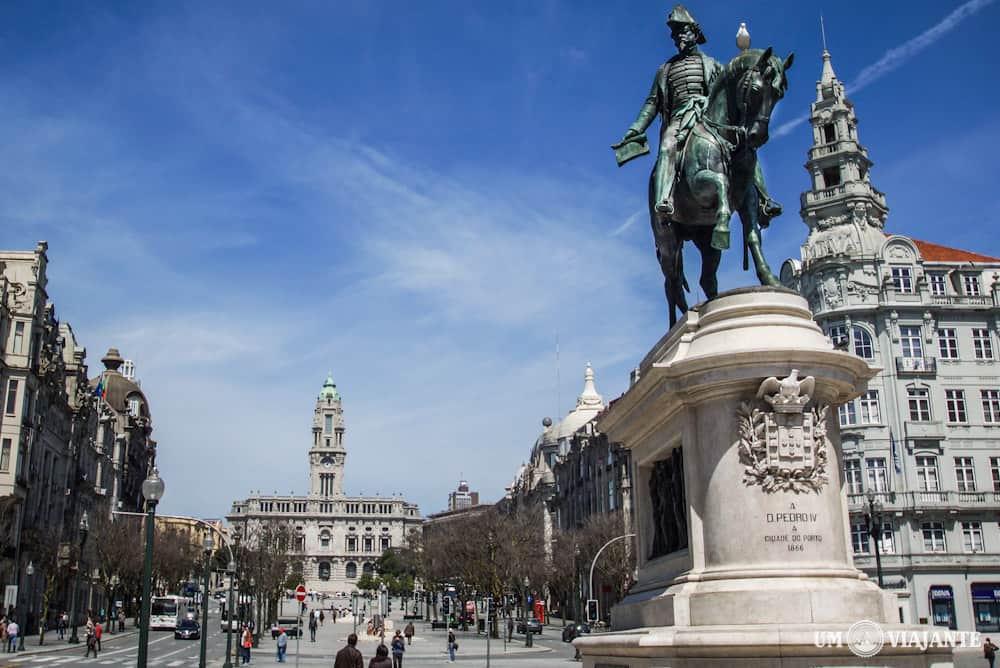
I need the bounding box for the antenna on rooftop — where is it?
[820,14,828,51]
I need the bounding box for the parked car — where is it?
[174,619,200,640]
[561,622,590,642]
[221,617,241,632]
[515,618,543,634]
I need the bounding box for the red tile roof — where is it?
[887,234,1000,263]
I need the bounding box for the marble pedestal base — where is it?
[580,289,955,667]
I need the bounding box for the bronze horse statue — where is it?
[654,47,793,326]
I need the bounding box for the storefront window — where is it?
[929,585,957,630]
[972,583,1000,633]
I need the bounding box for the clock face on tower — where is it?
[322,457,333,469]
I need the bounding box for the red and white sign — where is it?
[295,585,307,602]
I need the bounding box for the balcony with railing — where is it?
[929,294,993,307]
[847,490,1000,513]
[895,356,937,375]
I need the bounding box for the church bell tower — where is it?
[309,374,346,497]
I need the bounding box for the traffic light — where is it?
[586,599,599,623]
[388,600,392,613]
[442,597,450,614]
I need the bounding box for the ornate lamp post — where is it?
[864,487,885,587]
[19,561,34,650]
[199,531,215,668]
[522,576,532,648]
[137,467,165,668]
[68,512,90,644]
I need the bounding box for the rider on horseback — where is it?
[618,5,782,235]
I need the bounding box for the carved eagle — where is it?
[757,369,815,404]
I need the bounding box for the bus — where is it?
[150,595,187,630]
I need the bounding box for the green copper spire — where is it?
[319,373,340,400]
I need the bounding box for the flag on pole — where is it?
[890,429,901,473]
[94,373,107,401]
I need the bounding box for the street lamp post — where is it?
[522,576,532,648]
[137,467,165,668]
[223,559,236,668]
[109,575,119,635]
[68,512,90,644]
[864,487,885,588]
[19,561,33,650]
[199,531,215,668]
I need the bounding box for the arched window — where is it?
[852,326,875,359]
[345,562,357,579]
[362,562,375,576]
[318,562,331,581]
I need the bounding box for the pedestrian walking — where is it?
[447,628,457,663]
[241,625,253,665]
[84,626,98,658]
[95,620,103,651]
[309,612,318,641]
[985,637,999,668]
[334,632,364,668]
[368,644,392,668]
[118,609,125,632]
[56,612,65,640]
[5,619,18,653]
[320,610,325,627]
[403,621,414,645]
[390,630,405,668]
[506,616,513,642]
[275,627,288,663]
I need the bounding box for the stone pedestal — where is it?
[576,289,954,667]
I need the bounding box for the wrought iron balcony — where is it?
[895,356,937,374]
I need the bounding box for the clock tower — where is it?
[309,374,346,497]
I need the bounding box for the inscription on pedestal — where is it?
[762,503,824,551]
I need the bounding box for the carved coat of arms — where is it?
[737,370,828,493]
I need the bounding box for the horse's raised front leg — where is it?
[692,169,731,250]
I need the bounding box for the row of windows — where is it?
[905,387,1000,424]
[254,500,399,515]
[319,534,392,552]
[851,520,986,555]
[837,387,1000,426]
[827,324,996,362]
[317,561,375,581]
[891,267,984,297]
[844,456,1000,493]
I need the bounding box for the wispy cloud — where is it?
[773,0,994,139]
[610,209,645,237]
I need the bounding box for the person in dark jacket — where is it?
[390,631,405,667]
[368,644,392,668]
[334,632,364,668]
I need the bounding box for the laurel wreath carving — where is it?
[737,402,829,494]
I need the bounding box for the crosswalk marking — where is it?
[167,660,186,666]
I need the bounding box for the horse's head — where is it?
[738,47,794,149]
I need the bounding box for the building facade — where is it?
[447,480,479,512]
[227,375,422,595]
[0,242,157,631]
[782,50,1000,633]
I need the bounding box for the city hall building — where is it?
[781,49,1000,632]
[227,376,422,595]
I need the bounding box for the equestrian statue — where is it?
[612,5,793,326]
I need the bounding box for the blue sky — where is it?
[2,1,998,520]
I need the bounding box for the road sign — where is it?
[295,585,307,602]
